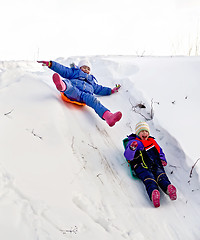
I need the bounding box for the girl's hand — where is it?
[111,84,121,94]
[37,61,51,67]
[130,141,138,151]
[161,160,167,166]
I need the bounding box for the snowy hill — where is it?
[0,56,200,240]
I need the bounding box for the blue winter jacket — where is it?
[50,61,112,96]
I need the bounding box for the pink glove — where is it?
[111,84,121,94]
[37,61,51,67]
[130,141,138,151]
[161,160,167,166]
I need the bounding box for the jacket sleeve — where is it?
[124,140,137,161]
[93,82,112,95]
[152,138,167,164]
[50,61,74,79]
[159,147,167,163]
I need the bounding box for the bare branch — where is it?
[88,143,98,150]
[169,164,180,169]
[150,98,154,119]
[4,109,14,116]
[129,98,153,121]
[136,50,145,57]
[97,173,104,184]
[71,136,75,151]
[60,226,78,234]
[189,158,200,178]
[32,129,43,140]
[27,129,43,140]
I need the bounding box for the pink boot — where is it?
[167,184,177,200]
[151,189,160,208]
[102,110,122,127]
[52,73,66,91]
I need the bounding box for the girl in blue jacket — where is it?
[124,122,177,207]
[38,59,122,127]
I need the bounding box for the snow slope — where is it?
[0,56,199,240]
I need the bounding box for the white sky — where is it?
[1,0,200,60]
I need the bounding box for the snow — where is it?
[0,56,200,240]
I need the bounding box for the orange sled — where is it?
[60,93,86,106]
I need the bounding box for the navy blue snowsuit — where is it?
[124,134,171,199]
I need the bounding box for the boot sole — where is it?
[167,184,177,200]
[53,73,66,91]
[151,189,160,208]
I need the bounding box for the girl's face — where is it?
[80,65,90,74]
[139,130,149,140]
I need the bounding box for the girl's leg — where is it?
[81,92,108,118]
[62,80,82,101]
[52,75,122,126]
[135,165,160,206]
[155,166,177,200]
[52,73,82,101]
[53,73,66,92]
[81,92,122,126]
[157,173,171,193]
